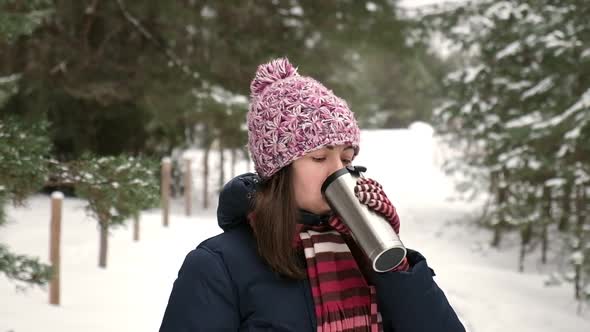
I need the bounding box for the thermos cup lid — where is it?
[321,165,367,194]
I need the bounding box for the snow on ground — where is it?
[1,126,588,332]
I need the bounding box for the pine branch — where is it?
[115,0,195,78]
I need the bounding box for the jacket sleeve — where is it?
[159,246,240,332]
[371,250,466,332]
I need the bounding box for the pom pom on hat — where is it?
[247,57,360,179]
[250,58,299,98]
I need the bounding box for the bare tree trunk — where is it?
[231,148,237,178]
[519,190,535,272]
[219,139,225,190]
[576,186,587,232]
[98,215,109,268]
[519,222,532,272]
[573,185,587,299]
[574,263,582,300]
[558,181,572,231]
[161,158,171,227]
[184,158,192,216]
[203,142,211,209]
[243,148,252,172]
[492,224,502,247]
[541,185,551,264]
[492,172,507,248]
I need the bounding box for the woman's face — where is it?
[291,145,355,215]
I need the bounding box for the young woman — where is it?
[160,58,466,332]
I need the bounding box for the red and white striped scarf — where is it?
[297,216,410,332]
[299,225,383,332]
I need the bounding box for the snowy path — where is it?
[401,204,588,332]
[1,198,587,332]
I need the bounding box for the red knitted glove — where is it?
[354,178,400,234]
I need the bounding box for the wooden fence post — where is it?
[161,157,171,227]
[133,212,140,242]
[49,192,63,305]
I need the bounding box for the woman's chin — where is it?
[304,205,331,216]
[317,204,332,215]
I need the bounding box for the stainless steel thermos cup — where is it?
[321,166,407,272]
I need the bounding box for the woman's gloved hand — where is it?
[354,177,400,234]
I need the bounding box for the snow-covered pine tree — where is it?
[57,155,160,268]
[0,116,53,285]
[415,0,589,301]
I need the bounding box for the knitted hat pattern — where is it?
[247,58,360,178]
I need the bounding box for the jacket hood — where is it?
[217,172,260,231]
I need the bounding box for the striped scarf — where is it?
[299,224,383,332]
[297,215,410,332]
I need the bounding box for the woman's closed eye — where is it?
[311,157,352,165]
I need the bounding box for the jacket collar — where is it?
[217,173,331,230]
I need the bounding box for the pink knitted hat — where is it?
[247,58,360,179]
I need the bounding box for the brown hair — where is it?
[251,165,306,279]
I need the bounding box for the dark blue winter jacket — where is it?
[160,173,466,332]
